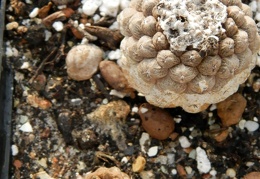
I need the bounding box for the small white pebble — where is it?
[77,161,86,171]
[14,72,24,82]
[57,5,67,9]
[249,1,257,12]
[131,106,139,113]
[179,136,191,148]
[99,0,120,17]
[147,146,159,157]
[107,49,121,60]
[208,112,213,118]
[137,92,145,97]
[139,132,151,153]
[246,161,254,167]
[209,104,217,111]
[52,21,64,32]
[11,145,19,156]
[121,156,128,164]
[70,98,83,106]
[130,118,135,121]
[93,14,101,22]
[44,30,52,41]
[19,121,33,132]
[245,121,259,132]
[140,107,148,113]
[185,166,193,174]
[29,7,39,18]
[79,23,85,30]
[208,117,215,125]
[188,149,196,159]
[167,153,175,165]
[19,115,29,124]
[196,147,211,173]
[238,119,246,129]
[174,117,182,123]
[102,98,108,104]
[38,158,47,168]
[25,0,32,4]
[109,21,119,30]
[20,62,30,69]
[210,169,217,176]
[171,169,177,175]
[82,0,102,16]
[81,37,89,45]
[73,20,79,27]
[109,89,126,98]
[226,168,236,178]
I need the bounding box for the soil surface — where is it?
[3,0,260,178]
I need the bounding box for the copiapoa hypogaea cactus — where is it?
[117,0,260,113]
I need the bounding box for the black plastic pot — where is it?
[0,0,13,178]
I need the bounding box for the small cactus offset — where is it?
[117,0,260,113]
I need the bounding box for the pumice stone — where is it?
[117,0,260,113]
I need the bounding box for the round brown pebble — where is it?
[99,60,129,91]
[138,103,175,140]
[214,129,229,142]
[217,93,247,127]
[243,172,260,179]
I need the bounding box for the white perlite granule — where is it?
[196,147,211,173]
[157,0,227,51]
[52,21,64,32]
[179,136,191,148]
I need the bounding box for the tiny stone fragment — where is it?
[132,156,146,173]
[178,136,191,148]
[27,94,52,110]
[140,170,155,179]
[244,121,259,132]
[226,168,236,178]
[177,164,187,178]
[11,145,19,156]
[19,121,33,132]
[214,129,229,142]
[217,93,247,127]
[139,132,151,153]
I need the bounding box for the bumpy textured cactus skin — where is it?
[117,0,260,113]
